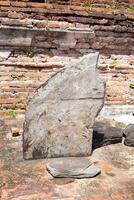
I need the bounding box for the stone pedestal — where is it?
[23,52,105,159]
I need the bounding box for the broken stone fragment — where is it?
[123,124,134,147]
[23,52,105,159]
[0,50,11,59]
[11,127,20,137]
[93,121,123,150]
[46,157,101,178]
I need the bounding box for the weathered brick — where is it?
[1,6,31,13]
[0,1,10,6]
[35,21,48,28]
[10,2,27,8]
[75,23,89,28]
[75,42,90,49]
[1,19,33,27]
[0,12,8,17]
[27,2,53,9]
[8,12,26,19]
[5,119,24,126]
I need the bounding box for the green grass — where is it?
[112,59,118,67]
[127,7,134,11]
[129,82,134,89]
[11,72,24,80]
[24,49,34,58]
[7,110,17,117]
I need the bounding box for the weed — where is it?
[11,72,24,80]
[129,82,134,89]
[112,59,117,67]
[7,110,17,117]
[24,49,34,58]
[128,7,134,11]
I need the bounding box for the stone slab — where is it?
[46,157,101,178]
[23,53,105,159]
[93,121,123,149]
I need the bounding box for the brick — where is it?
[75,32,95,39]
[106,96,126,101]
[105,101,126,105]
[1,6,31,13]
[0,94,10,99]
[0,1,10,6]
[75,23,89,28]
[0,12,8,17]
[0,99,16,104]
[5,119,24,126]
[75,42,90,49]
[27,2,45,8]
[35,21,48,28]
[27,2,53,9]
[0,76,11,81]
[1,19,33,27]
[8,12,26,19]
[0,82,26,88]
[10,2,27,8]
[0,98,26,104]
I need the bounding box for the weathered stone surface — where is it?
[46,157,101,178]
[123,124,134,147]
[23,53,105,159]
[0,50,11,59]
[0,29,34,47]
[93,121,123,150]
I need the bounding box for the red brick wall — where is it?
[0,51,134,128]
[2,0,134,6]
[0,0,134,130]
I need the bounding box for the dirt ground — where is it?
[0,126,134,200]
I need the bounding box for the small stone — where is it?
[11,127,20,137]
[46,157,101,178]
[123,124,134,147]
[93,121,122,149]
[0,50,11,59]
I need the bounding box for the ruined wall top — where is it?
[0,0,134,31]
[2,0,134,7]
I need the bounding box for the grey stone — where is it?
[0,29,33,47]
[46,157,101,178]
[93,121,122,150]
[0,50,11,59]
[23,52,105,159]
[123,124,134,147]
[53,32,77,49]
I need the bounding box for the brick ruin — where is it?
[0,0,134,130]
